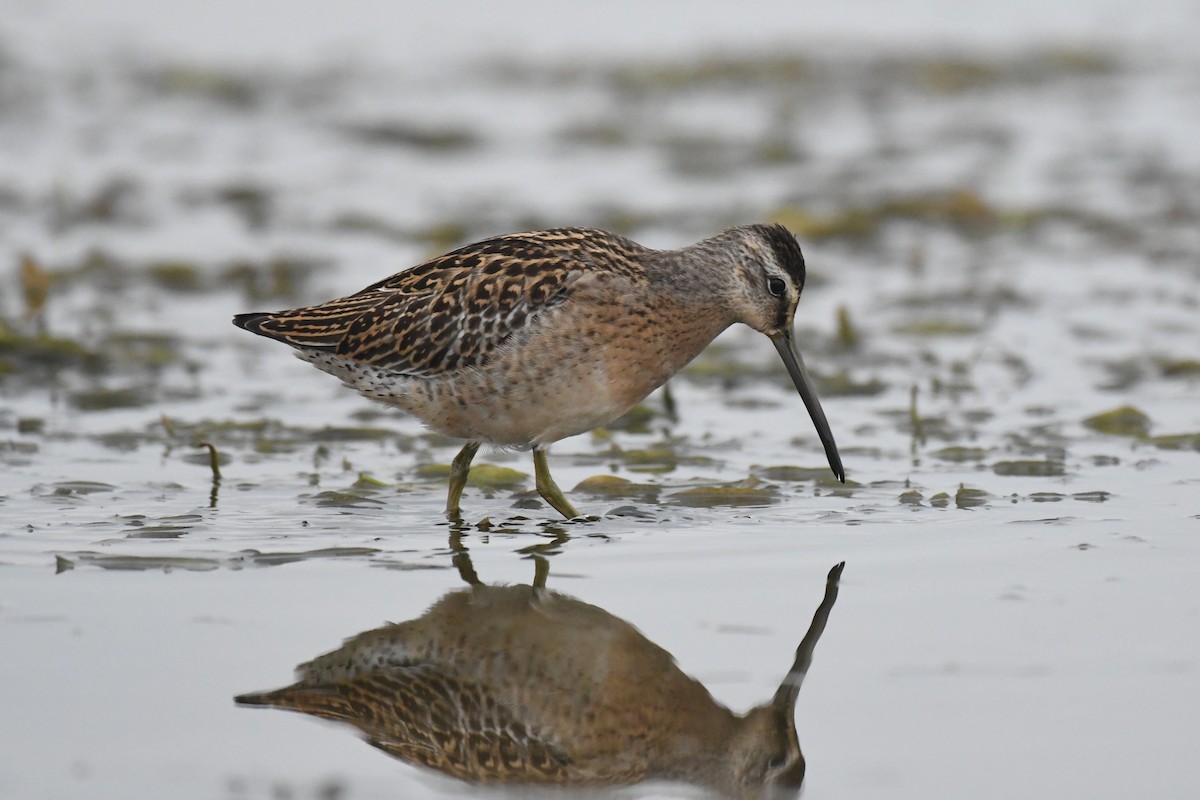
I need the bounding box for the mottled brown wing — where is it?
[236,665,572,782]
[233,228,648,379]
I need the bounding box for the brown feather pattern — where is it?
[239,663,573,782]
[233,228,649,379]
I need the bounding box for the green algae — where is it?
[668,479,778,508]
[993,460,1066,477]
[104,332,183,369]
[894,319,982,337]
[955,485,990,509]
[1149,433,1200,452]
[818,370,888,397]
[340,121,480,152]
[1082,406,1151,437]
[222,256,322,304]
[599,443,715,474]
[140,65,262,108]
[772,189,997,243]
[414,463,453,480]
[0,328,102,373]
[69,386,152,411]
[466,464,528,490]
[572,475,660,501]
[350,472,390,491]
[215,184,273,229]
[1158,358,1200,378]
[752,465,832,482]
[602,403,658,434]
[932,446,987,463]
[308,426,399,442]
[147,261,205,292]
[607,53,811,94]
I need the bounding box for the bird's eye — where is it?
[767,277,786,297]
[766,754,787,771]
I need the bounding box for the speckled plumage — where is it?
[233,225,842,517]
[236,563,845,798]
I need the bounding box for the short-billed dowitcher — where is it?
[236,562,844,798]
[233,225,843,518]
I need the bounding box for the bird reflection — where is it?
[236,561,844,799]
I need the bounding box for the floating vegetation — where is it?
[1158,358,1200,379]
[69,385,152,411]
[772,189,996,243]
[1082,406,1151,437]
[0,326,102,374]
[222,256,323,304]
[893,319,982,337]
[339,121,480,152]
[817,370,888,397]
[138,64,263,108]
[104,331,184,369]
[668,478,777,508]
[932,446,987,463]
[893,48,1118,94]
[752,465,832,482]
[598,443,716,474]
[215,183,273,229]
[466,464,529,490]
[413,463,453,481]
[993,460,1065,477]
[600,403,658,434]
[1149,432,1200,452]
[681,345,778,387]
[50,177,143,229]
[955,484,990,509]
[350,472,390,490]
[308,426,398,442]
[571,475,660,501]
[606,53,811,94]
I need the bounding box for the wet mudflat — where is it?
[1,3,1199,798]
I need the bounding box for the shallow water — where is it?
[2,3,1199,799]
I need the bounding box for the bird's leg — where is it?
[446,441,481,518]
[533,447,580,519]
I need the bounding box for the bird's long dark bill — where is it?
[773,561,844,715]
[771,331,845,482]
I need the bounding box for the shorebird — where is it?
[233,225,843,518]
[236,562,845,798]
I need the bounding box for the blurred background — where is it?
[2,1,1198,799]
